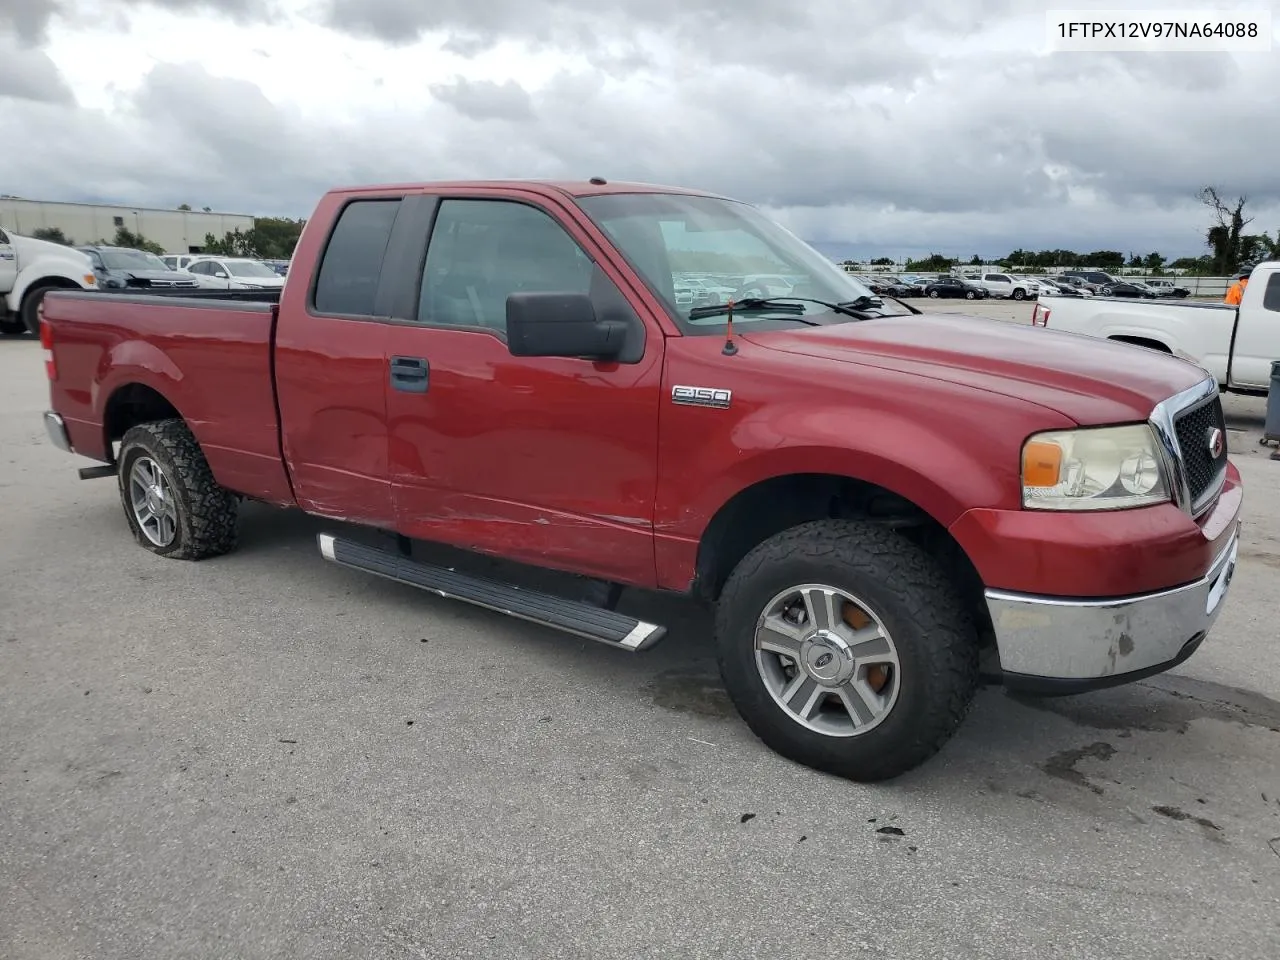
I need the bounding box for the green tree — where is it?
[904,252,956,272]
[870,256,894,266]
[32,226,72,244]
[1143,251,1166,273]
[105,226,164,255]
[177,203,192,211]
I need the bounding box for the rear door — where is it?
[379,191,665,586]
[272,195,403,526]
[0,228,16,294]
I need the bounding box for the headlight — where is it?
[1021,424,1170,511]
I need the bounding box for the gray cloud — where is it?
[0,34,74,101]
[4,0,1279,261]
[429,77,535,122]
[0,0,60,45]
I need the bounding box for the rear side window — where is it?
[313,199,401,316]
[1263,273,1280,313]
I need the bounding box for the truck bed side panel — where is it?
[1039,295,1236,385]
[44,292,294,505]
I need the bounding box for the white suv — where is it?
[976,272,1036,300]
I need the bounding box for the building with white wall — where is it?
[0,198,256,254]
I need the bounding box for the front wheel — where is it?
[1012,288,1026,301]
[965,290,977,299]
[117,419,240,560]
[714,520,980,782]
[20,285,55,335]
[0,314,27,336]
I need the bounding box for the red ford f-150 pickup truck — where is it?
[39,179,1243,781]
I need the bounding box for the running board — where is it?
[317,533,667,652]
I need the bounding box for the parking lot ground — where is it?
[2,323,1278,960]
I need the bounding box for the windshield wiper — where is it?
[687,298,822,325]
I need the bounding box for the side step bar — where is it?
[317,533,667,652]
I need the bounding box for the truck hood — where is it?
[742,312,1209,425]
[11,233,94,268]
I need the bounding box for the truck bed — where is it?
[42,289,294,505]
[1036,293,1239,387]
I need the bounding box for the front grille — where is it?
[1172,393,1228,507]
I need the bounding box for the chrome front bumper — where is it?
[986,524,1239,691]
[44,411,72,452]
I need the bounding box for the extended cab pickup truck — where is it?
[39,180,1244,782]
[1033,261,1280,395]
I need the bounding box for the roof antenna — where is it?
[722,298,738,355]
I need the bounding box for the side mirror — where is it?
[506,292,626,361]
[214,270,227,278]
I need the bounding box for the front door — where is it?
[0,228,19,295]
[382,193,665,587]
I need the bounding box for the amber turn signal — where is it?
[1022,439,1063,487]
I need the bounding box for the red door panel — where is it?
[384,194,664,586]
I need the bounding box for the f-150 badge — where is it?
[671,385,732,409]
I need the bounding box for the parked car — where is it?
[1144,279,1191,298]
[77,245,200,292]
[161,253,203,272]
[1051,275,1094,296]
[924,276,990,299]
[184,256,287,290]
[40,178,1242,784]
[1097,281,1148,298]
[1034,277,1084,297]
[0,227,98,335]
[973,271,1037,301]
[1061,270,1118,293]
[735,273,794,299]
[1035,260,1280,394]
[866,276,917,298]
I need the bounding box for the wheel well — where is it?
[1109,335,1171,353]
[693,473,992,642]
[104,384,183,456]
[22,277,81,305]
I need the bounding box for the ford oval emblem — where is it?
[1206,427,1224,459]
[814,652,834,668]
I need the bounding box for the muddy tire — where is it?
[714,519,980,782]
[117,419,239,560]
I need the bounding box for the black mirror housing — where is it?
[506,292,626,361]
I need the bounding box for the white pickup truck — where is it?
[1033,260,1280,394]
[0,228,99,336]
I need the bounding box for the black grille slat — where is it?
[1172,395,1227,506]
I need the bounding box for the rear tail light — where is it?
[39,304,57,380]
[1031,303,1051,327]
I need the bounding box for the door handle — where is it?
[390,356,429,393]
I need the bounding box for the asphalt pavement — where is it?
[2,313,1278,960]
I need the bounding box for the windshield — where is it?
[576,193,893,334]
[100,249,168,271]
[226,260,280,278]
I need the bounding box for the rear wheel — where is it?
[928,290,940,299]
[0,315,26,336]
[714,520,980,782]
[117,419,239,560]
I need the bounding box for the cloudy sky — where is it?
[2,0,1278,261]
